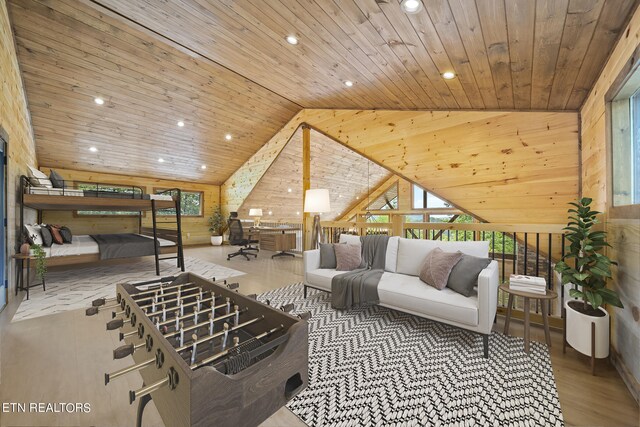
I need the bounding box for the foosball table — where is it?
[86,272,309,427]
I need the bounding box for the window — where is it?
[611,77,640,206]
[366,183,398,210]
[365,214,389,223]
[155,189,203,217]
[76,182,143,216]
[412,184,451,209]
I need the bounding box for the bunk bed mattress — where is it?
[43,234,176,258]
[28,188,85,196]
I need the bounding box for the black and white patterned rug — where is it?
[258,284,564,427]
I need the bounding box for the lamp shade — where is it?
[304,189,331,213]
[248,208,263,216]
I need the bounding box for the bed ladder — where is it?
[150,196,185,276]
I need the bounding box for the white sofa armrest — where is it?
[303,249,321,283]
[477,260,500,335]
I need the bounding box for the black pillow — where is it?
[49,169,65,188]
[39,226,53,247]
[447,254,491,297]
[319,243,337,269]
[59,226,73,243]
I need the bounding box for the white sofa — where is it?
[303,236,500,357]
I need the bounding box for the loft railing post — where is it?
[174,190,184,271]
[151,200,159,276]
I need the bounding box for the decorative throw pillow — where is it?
[334,244,362,271]
[447,254,492,297]
[59,226,73,243]
[319,243,337,269]
[27,166,53,188]
[24,224,43,245]
[39,225,53,247]
[48,225,64,245]
[419,248,463,290]
[339,233,361,246]
[49,169,65,188]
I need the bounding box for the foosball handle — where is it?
[226,282,239,290]
[107,318,124,330]
[280,303,295,313]
[92,298,106,307]
[113,344,134,360]
[298,311,312,321]
[246,294,257,300]
[86,307,99,316]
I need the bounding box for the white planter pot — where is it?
[210,235,223,246]
[565,300,609,358]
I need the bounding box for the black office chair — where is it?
[227,218,259,261]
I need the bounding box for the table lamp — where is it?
[248,208,263,227]
[304,189,331,249]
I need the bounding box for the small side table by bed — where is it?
[13,254,46,300]
[500,283,557,353]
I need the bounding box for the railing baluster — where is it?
[523,233,528,276]
[513,233,517,274]
[548,234,553,316]
[501,232,505,283]
[491,232,495,260]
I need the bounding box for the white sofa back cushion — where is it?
[396,238,490,276]
[339,234,361,245]
[385,236,399,272]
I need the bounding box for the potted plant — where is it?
[208,206,225,246]
[30,243,47,281]
[555,197,623,360]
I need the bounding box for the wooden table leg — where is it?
[523,297,530,354]
[503,293,514,335]
[542,300,551,347]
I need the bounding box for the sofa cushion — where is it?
[378,273,478,326]
[319,243,337,269]
[306,268,344,292]
[385,236,399,272]
[335,244,361,271]
[396,238,490,276]
[419,248,463,290]
[447,254,491,297]
[339,234,361,245]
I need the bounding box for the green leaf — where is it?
[580,197,593,205]
[573,273,590,281]
[599,289,625,308]
[569,288,584,299]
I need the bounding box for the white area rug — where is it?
[12,257,244,322]
[259,284,564,427]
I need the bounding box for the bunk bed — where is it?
[20,175,185,275]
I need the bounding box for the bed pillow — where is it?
[24,224,43,245]
[59,226,73,243]
[419,247,463,290]
[447,254,492,297]
[49,169,65,188]
[39,225,53,247]
[335,244,361,271]
[319,243,337,269]
[47,225,64,245]
[27,166,53,188]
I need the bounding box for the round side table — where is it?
[500,283,557,353]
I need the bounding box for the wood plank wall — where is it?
[0,0,38,298]
[580,5,640,402]
[39,168,219,246]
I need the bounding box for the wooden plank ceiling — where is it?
[92,0,634,110]
[8,0,300,183]
[238,127,391,221]
[304,109,580,224]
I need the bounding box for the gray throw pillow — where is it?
[49,169,65,188]
[447,254,492,296]
[39,225,53,247]
[334,244,361,271]
[319,243,337,269]
[59,226,73,243]
[419,247,463,290]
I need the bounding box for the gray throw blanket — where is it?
[331,235,389,310]
[91,234,159,260]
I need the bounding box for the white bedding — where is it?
[29,187,84,196]
[43,234,176,258]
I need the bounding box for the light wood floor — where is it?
[0,246,637,427]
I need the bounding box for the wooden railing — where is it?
[320,219,567,322]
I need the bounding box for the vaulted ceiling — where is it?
[7,0,637,183]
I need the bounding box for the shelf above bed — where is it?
[22,194,175,211]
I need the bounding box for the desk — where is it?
[249,227,299,258]
[13,254,46,300]
[500,283,557,353]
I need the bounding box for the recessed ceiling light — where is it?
[89,146,98,152]
[296,211,300,215]
[287,188,292,193]
[158,158,165,163]
[201,165,206,170]
[344,80,354,87]
[268,211,273,215]
[401,0,423,14]
[338,194,342,198]
[225,134,232,141]
[94,97,104,105]
[177,121,185,127]
[442,71,456,80]
[356,196,359,199]
[286,35,298,45]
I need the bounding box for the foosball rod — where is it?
[149,295,234,322]
[91,276,179,306]
[112,341,146,359]
[105,357,155,385]
[190,325,284,369]
[162,307,247,339]
[175,316,265,353]
[112,288,204,318]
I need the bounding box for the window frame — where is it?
[153,188,204,218]
[411,184,453,210]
